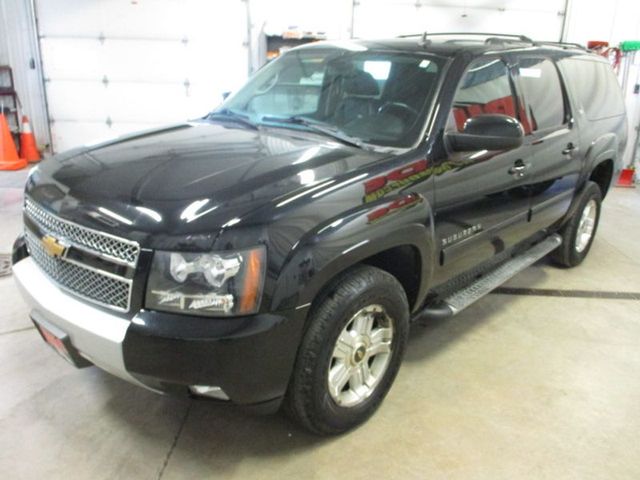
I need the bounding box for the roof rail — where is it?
[532,40,588,51]
[396,33,589,51]
[397,32,534,43]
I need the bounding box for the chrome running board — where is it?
[419,234,562,319]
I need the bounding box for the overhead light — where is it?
[189,385,230,400]
[180,199,218,223]
[97,207,133,225]
[135,206,162,222]
[298,169,315,185]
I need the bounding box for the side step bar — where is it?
[419,234,562,320]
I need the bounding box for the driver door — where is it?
[432,56,533,285]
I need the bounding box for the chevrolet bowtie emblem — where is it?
[41,235,68,258]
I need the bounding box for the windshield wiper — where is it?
[261,115,366,149]
[206,108,258,130]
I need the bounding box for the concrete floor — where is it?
[1,169,639,480]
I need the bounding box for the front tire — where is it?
[551,181,602,267]
[284,265,409,435]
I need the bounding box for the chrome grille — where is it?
[25,198,139,266]
[23,199,138,312]
[24,230,132,311]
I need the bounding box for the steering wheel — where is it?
[377,102,419,126]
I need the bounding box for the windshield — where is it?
[216,46,444,148]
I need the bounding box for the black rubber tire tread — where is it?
[284,265,409,435]
[550,181,602,268]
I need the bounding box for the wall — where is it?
[564,0,640,45]
[353,0,566,40]
[248,0,354,73]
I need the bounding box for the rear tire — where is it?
[284,265,409,435]
[550,181,602,267]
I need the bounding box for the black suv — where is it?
[13,33,627,434]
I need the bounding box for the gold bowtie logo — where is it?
[41,235,67,258]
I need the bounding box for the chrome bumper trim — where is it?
[12,257,157,392]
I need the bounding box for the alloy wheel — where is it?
[327,304,394,408]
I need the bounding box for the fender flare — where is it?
[269,194,436,313]
[582,133,619,177]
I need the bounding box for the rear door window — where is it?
[517,58,566,132]
[558,57,625,120]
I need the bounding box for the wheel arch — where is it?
[297,224,432,314]
[589,158,614,198]
[581,130,622,195]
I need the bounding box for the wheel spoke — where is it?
[353,312,374,336]
[328,362,351,398]
[350,363,370,391]
[332,330,355,361]
[368,327,392,357]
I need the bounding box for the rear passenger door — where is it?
[514,56,582,233]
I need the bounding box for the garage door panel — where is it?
[41,39,192,84]
[35,0,248,152]
[45,82,110,122]
[104,83,200,122]
[39,37,249,89]
[37,0,247,40]
[39,40,106,80]
[101,41,190,83]
[45,81,197,123]
[37,0,191,38]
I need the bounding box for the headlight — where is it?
[145,246,266,316]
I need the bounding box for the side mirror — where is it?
[446,114,524,152]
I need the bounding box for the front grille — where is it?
[25,198,139,266]
[24,199,139,312]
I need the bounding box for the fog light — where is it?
[189,385,230,400]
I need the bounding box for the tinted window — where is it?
[221,48,443,148]
[448,58,517,132]
[558,57,625,120]
[518,58,565,131]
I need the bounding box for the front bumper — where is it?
[12,255,308,408]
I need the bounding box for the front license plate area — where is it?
[32,315,92,368]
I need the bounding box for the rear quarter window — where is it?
[558,57,625,121]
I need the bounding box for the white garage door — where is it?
[35,0,249,153]
[353,0,566,41]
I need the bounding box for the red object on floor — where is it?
[19,115,41,163]
[615,168,636,188]
[0,113,27,170]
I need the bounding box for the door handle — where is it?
[562,143,577,155]
[508,160,528,177]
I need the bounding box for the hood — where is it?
[26,121,387,243]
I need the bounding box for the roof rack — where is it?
[532,40,588,51]
[397,33,590,51]
[398,32,534,43]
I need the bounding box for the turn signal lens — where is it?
[239,248,263,314]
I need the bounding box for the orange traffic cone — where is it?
[19,115,41,163]
[0,113,27,170]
